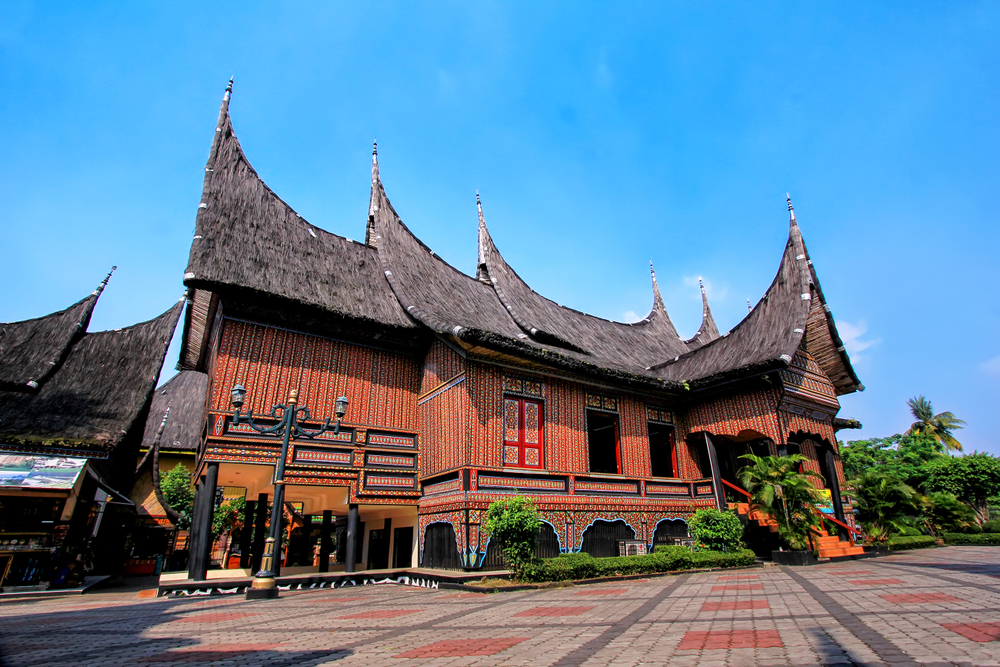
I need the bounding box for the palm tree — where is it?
[849,470,917,540]
[738,453,824,551]
[906,395,965,452]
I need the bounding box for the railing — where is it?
[720,478,752,499]
[816,510,863,538]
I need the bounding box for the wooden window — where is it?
[587,410,620,474]
[648,422,677,478]
[503,396,544,469]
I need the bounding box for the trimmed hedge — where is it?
[942,532,1000,545]
[519,546,756,583]
[887,535,936,550]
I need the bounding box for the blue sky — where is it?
[2,3,997,454]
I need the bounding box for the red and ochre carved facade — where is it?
[179,83,864,569]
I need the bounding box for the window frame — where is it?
[647,421,678,478]
[502,395,545,469]
[586,409,622,475]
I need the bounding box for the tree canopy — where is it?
[906,395,965,452]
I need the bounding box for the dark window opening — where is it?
[587,410,620,474]
[580,519,635,558]
[648,423,676,477]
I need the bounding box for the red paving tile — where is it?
[701,600,770,612]
[142,643,282,662]
[882,593,963,604]
[827,571,874,576]
[716,574,759,581]
[513,605,595,617]
[678,629,783,650]
[848,579,906,586]
[942,622,1000,642]
[395,637,528,658]
[305,596,366,603]
[171,612,259,623]
[711,584,764,592]
[573,587,629,596]
[339,608,422,619]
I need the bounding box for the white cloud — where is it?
[622,310,643,323]
[978,355,1000,378]
[837,320,880,365]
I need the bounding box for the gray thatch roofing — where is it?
[0,301,182,457]
[650,208,862,395]
[0,273,111,392]
[141,370,208,453]
[183,84,415,332]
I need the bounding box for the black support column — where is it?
[824,448,848,538]
[703,433,727,511]
[319,510,333,573]
[250,492,268,574]
[187,462,219,581]
[239,500,256,569]
[345,504,359,573]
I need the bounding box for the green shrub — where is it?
[688,508,744,552]
[961,523,984,534]
[894,526,923,537]
[484,496,541,580]
[887,535,936,550]
[942,532,1000,545]
[519,547,755,583]
[982,520,1000,533]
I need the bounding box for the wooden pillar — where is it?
[319,510,333,573]
[187,462,219,581]
[703,433,726,511]
[250,492,268,574]
[239,500,256,569]
[345,504,359,573]
[824,448,848,538]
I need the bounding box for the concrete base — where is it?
[245,587,279,600]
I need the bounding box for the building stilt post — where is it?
[345,504,359,573]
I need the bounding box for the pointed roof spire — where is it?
[366,139,381,245]
[93,266,117,296]
[684,276,720,347]
[786,192,797,224]
[747,297,752,312]
[650,261,666,312]
[476,190,491,284]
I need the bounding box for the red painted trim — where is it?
[720,478,752,499]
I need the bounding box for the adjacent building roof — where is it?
[0,301,183,457]
[0,271,112,392]
[181,82,862,397]
[140,370,209,453]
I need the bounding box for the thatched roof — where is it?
[650,207,863,395]
[182,82,416,361]
[0,301,182,457]
[140,370,208,453]
[182,82,861,397]
[0,272,111,392]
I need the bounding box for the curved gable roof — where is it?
[184,85,414,330]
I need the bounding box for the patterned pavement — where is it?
[1,546,998,666]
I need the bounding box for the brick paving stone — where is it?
[572,588,630,596]
[700,600,769,612]
[715,574,759,581]
[338,608,423,619]
[513,605,595,617]
[941,621,1000,642]
[677,629,784,650]
[394,637,529,658]
[846,578,906,585]
[881,593,963,604]
[170,612,259,622]
[709,584,763,592]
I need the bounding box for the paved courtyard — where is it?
[0,546,998,666]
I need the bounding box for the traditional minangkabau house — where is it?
[178,82,864,578]
[0,273,181,588]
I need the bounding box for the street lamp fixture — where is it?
[230,385,349,599]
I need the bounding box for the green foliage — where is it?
[212,496,246,540]
[840,434,943,489]
[942,532,1000,545]
[849,470,918,543]
[485,496,541,580]
[906,395,965,452]
[921,491,977,535]
[924,453,1000,523]
[737,453,823,551]
[894,526,923,537]
[982,520,1000,533]
[887,535,936,550]
[688,508,744,552]
[519,547,756,583]
[160,463,194,529]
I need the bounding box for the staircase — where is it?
[811,528,865,559]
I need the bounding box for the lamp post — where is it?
[230,384,348,600]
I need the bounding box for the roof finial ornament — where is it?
[373,138,377,156]
[747,297,752,312]
[94,266,117,296]
[786,192,796,223]
[649,261,666,312]
[223,77,233,103]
